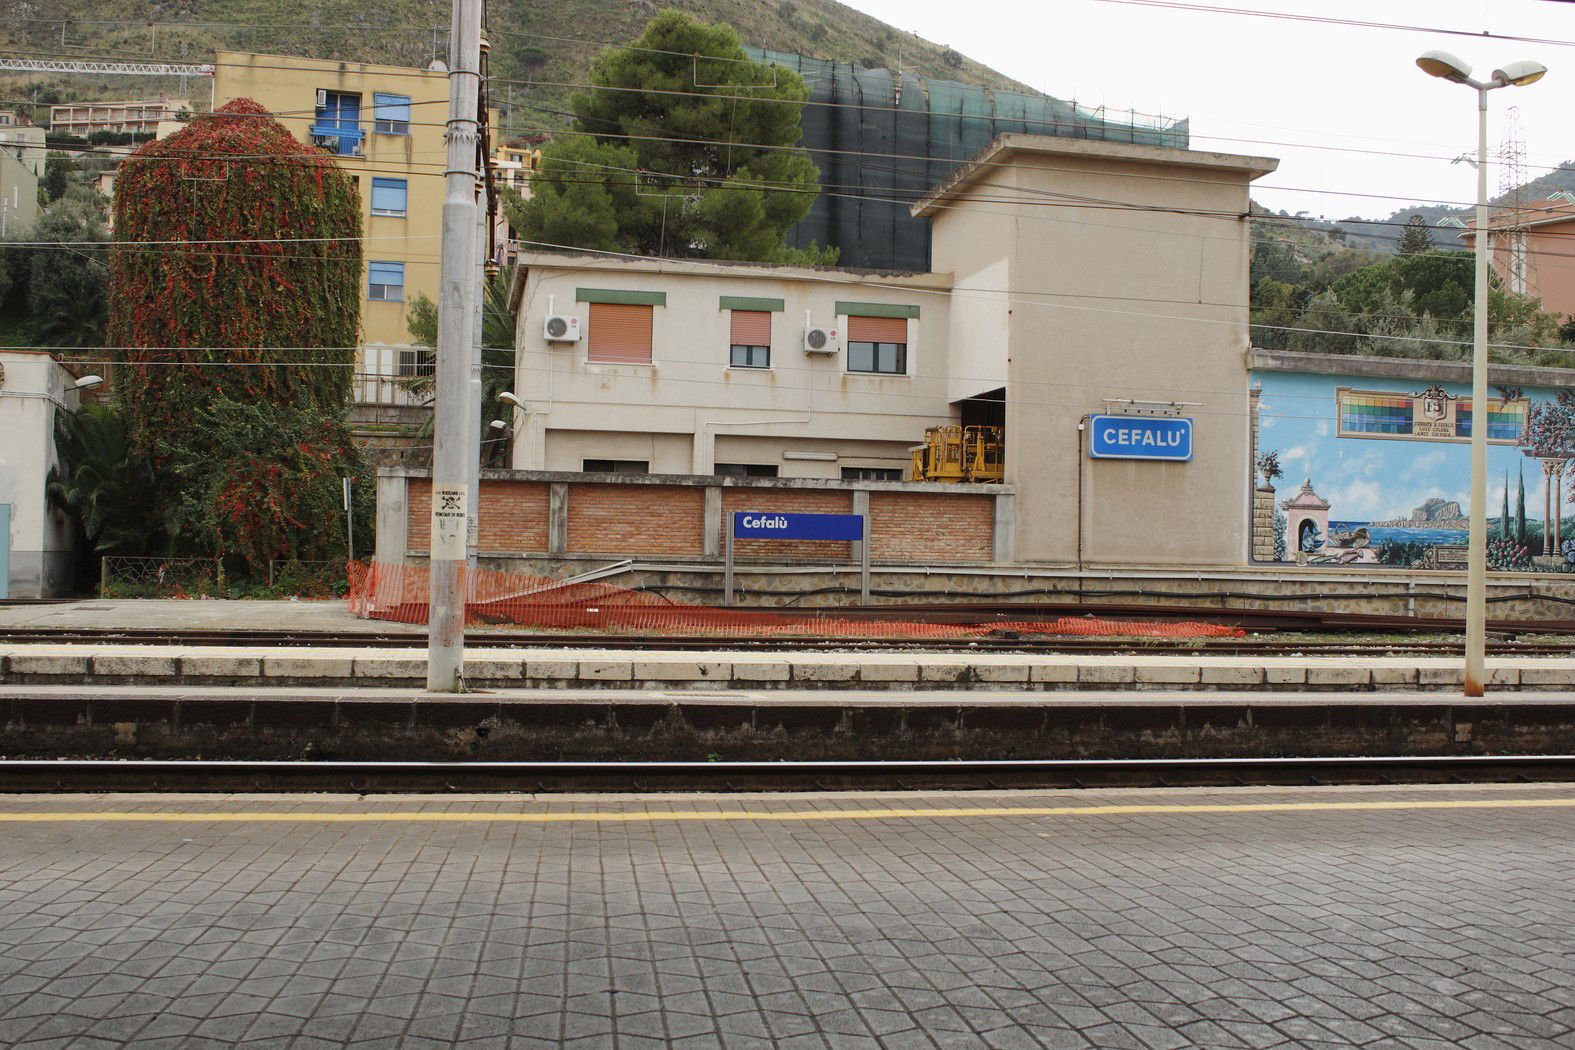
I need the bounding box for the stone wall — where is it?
[1252,485,1277,562]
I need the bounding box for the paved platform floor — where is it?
[0,784,1572,1048]
[0,600,406,634]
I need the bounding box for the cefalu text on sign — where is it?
[1088,415,1194,462]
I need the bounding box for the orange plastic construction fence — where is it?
[346,562,1246,639]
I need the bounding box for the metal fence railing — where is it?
[267,559,350,597]
[100,556,223,598]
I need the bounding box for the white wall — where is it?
[511,255,960,480]
[0,352,78,596]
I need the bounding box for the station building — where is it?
[465,133,1276,569]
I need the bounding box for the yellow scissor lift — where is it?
[908,424,1004,483]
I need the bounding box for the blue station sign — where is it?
[1089,415,1194,461]
[732,511,865,541]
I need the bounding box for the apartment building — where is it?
[212,50,454,381]
[49,97,184,136]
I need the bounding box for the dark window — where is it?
[397,348,434,376]
[729,310,771,368]
[582,459,649,474]
[847,341,906,374]
[367,260,404,302]
[729,344,769,368]
[714,463,779,477]
[840,467,902,481]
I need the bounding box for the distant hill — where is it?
[1329,161,1575,253]
[0,0,1038,141]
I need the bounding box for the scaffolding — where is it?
[745,49,1189,270]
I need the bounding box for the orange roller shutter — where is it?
[730,310,771,346]
[588,302,654,363]
[847,314,908,344]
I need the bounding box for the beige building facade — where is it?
[508,255,952,480]
[508,134,1275,568]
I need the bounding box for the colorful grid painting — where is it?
[1455,399,1528,441]
[1339,392,1412,435]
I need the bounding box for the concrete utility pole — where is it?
[426,0,483,692]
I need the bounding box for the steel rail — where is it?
[1,754,1571,793]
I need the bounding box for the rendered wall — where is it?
[929,140,1271,568]
[0,352,77,597]
[510,254,955,480]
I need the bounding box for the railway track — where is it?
[0,754,1570,793]
[0,626,1570,656]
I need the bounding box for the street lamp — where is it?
[1416,50,1547,696]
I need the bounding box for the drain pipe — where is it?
[1076,414,1090,599]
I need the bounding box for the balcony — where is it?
[309,123,364,157]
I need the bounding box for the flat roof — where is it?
[911,132,1279,218]
[508,249,953,311]
[213,49,447,80]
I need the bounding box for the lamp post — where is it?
[1416,50,1547,696]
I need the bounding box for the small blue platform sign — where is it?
[1088,415,1194,462]
[732,512,865,540]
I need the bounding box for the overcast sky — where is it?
[841,0,1574,222]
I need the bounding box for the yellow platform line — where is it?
[1,797,1573,824]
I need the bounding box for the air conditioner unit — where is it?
[315,89,328,108]
[803,326,839,354]
[543,314,581,342]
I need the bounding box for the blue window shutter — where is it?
[368,261,405,300]
[370,177,407,215]
[373,93,412,134]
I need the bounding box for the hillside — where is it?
[0,0,1036,139]
[1332,161,1575,253]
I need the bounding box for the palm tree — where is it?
[46,404,158,554]
[400,270,518,465]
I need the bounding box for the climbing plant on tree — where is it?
[104,98,369,576]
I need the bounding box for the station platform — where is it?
[0,640,1569,691]
[0,783,1571,1048]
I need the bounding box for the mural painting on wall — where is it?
[1251,371,1575,572]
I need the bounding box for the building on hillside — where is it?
[0,112,46,177]
[212,51,505,446]
[0,351,83,597]
[498,134,1276,569]
[0,145,39,237]
[1458,197,1575,317]
[49,97,184,136]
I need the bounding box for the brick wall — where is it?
[567,484,705,556]
[1252,486,1277,562]
[407,480,551,554]
[870,491,994,563]
[396,473,1000,564]
[723,488,856,562]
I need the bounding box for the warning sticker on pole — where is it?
[430,483,468,561]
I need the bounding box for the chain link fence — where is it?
[100,557,223,598]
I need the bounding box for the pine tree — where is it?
[1397,213,1434,255]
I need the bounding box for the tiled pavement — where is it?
[0,785,1571,1048]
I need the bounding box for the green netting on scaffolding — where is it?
[746,48,1189,271]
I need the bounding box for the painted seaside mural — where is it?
[1250,368,1575,572]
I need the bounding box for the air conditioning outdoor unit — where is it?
[543,314,582,342]
[315,89,328,108]
[803,326,839,354]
